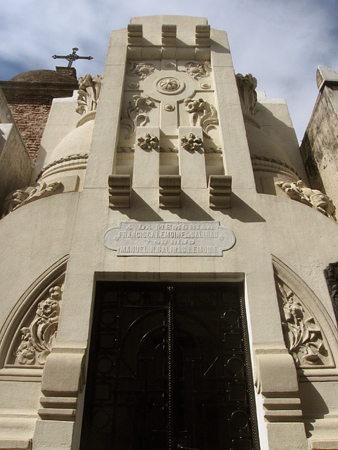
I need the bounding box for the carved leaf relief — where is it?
[276,278,328,367]
[76,73,103,115]
[120,95,157,139]
[12,282,63,366]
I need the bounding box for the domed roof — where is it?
[10,70,78,84]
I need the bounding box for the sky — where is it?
[1,0,338,143]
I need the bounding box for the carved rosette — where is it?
[276,180,336,220]
[14,284,63,366]
[120,95,156,139]
[181,133,203,152]
[137,133,159,150]
[276,279,328,367]
[76,73,103,115]
[126,62,155,80]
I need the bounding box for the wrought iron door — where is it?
[80,283,259,450]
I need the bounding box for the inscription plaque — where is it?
[104,221,235,256]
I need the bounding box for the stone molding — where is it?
[37,153,89,181]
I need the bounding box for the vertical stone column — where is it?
[179,126,207,188]
[133,127,160,188]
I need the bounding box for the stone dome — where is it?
[10,70,78,84]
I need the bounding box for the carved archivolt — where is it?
[15,284,63,366]
[276,180,336,220]
[273,257,338,377]
[184,97,219,136]
[0,257,67,371]
[120,95,157,139]
[276,279,327,366]
[76,73,103,115]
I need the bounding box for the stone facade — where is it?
[1,16,338,450]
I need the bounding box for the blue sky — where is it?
[1,0,338,142]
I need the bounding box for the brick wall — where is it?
[8,101,51,163]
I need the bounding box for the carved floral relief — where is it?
[137,133,159,150]
[2,181,63,218]
[126,62,155,80]
[276,180,336,220]
[184,97,219,136]
[120,95,157,139]
[181,133,204,152]
[276,279,328,367]
[13,283,63,366]
[183,61,211,80]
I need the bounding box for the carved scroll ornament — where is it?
[184,97,219,136]
[76,73,103,115]
[276,180,336,220]
[120,95,156,139]
[14,284,63,366]
[276,280,327,366]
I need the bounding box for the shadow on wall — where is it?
[116,190,265,223]
[298,381,329,438]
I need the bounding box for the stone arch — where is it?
[272,255,338,379]
[0,255,68,372]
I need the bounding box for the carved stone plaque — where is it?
[104,221,235,256]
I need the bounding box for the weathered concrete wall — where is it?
[300,66,338,210]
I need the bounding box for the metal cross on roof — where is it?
[52,47,93,68]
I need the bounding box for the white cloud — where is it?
[1,0,337,140]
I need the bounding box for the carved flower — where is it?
[181,133,203,152]
[16,340,35,365]
[184,62,211,80]
[159,77,180,92]
[36,299,59,320]
[127,62,155,80]
[137,133,159,150]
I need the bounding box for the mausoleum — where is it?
[1,15,338,450]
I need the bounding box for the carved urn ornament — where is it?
[181,133,203,152]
